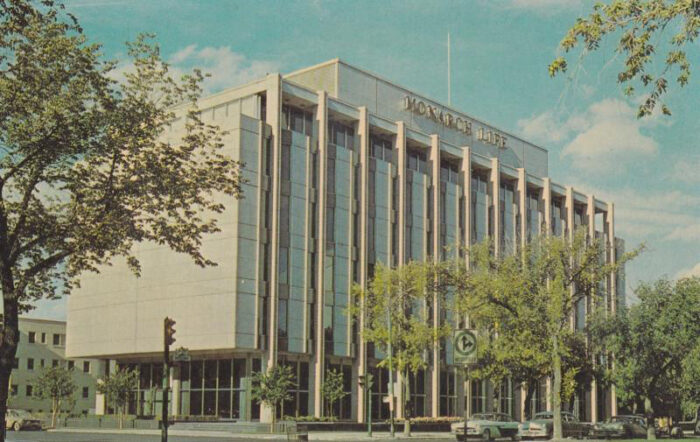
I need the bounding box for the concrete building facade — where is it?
[10,318,102,416]
[66,60,625,422]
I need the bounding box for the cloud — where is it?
[671,156,700,183]
[109,46,280,96]
[567,184,700,248]
[665,224,700,242]
[168,45,280,95]
[518,98,662,174]
[676,262,700,279]
[500,0,583,12]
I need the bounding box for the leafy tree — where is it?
[251,364,295,431]
[549,0,698,117]
[32,366,76,428]
[589,276,700,439]
[96,367,139,429]
[448,231,637,439]
[0,1,242,438]
[321,368,347,419]
[351,261,449,436]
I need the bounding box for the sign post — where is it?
[453,329,477,442]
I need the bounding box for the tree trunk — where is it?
[0,276,21,442]
[552,334,563,441]
[52,398,58,428]
[119,406,124,429]
[270,404,276,433]
[645,397,656,440]
[403,370,411,436]
[524,382,535,420]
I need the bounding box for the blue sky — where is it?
[30,0,699,318]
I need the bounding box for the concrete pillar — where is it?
[490,158,500,257]
[607,203,618,417]
[430,134,441,418]
[261,75,282,424]
[171,365,180,416]
[587,194,597,423]
[313,90,329,418]
[356,107,369,423]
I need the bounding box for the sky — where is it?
[28,0,699,319]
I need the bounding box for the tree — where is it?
[549,0,698,117]
[449,231,638,439]
[351,261,449,436]
[321,368,347,419]
[0,1,242,438]
[589,276,700,439]
[32,366,76,428]
[251,364,295,432]
[96,367,139,429]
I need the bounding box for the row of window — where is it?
[11,384,90,399]
[14,358,90,373]
[24,331,65,346]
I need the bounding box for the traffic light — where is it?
[164,317,176,346]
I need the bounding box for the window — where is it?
[282,105,313,136]
[68,361,75,370]
[407,148,428,174]
[27,358,34,370]
[82,387,89,399]
[41,332,46,343]
[10,385,17,396]
[26,385,33,397]
[328,121,355,150]
[28,331,35,343]
[40,359,44,368]
[370,135,393,162]
[53,333,60,346]
[52,359,59,368]
[83,361,90,373]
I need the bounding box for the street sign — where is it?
[453,329,477,365]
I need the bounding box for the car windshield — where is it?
[534,412,553,420]
[471,414,495,421]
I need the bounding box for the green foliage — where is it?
[0,0,242,435]
[32,366,76,427]
[590,276,700,420]
[550,0,697,117]
[351,262,449,376]
[97,368,139,429]
[251,365,295,427]
[447,229,639,436]
[321,369,347,418]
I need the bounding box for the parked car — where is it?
[5,409,42,431]
[590,415,650,439]
[452,412,521,441]
[519,411,589,440]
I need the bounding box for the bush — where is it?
[394,416,462,423]
[285,415,338,422]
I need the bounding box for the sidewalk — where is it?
[50,428,456,440]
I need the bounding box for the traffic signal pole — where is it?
[163,317,176,442]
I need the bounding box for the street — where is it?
[4,430,458,442]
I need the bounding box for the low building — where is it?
[9,318,103,416]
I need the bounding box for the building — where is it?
[10,318,102,416]
[66,59,625,423]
